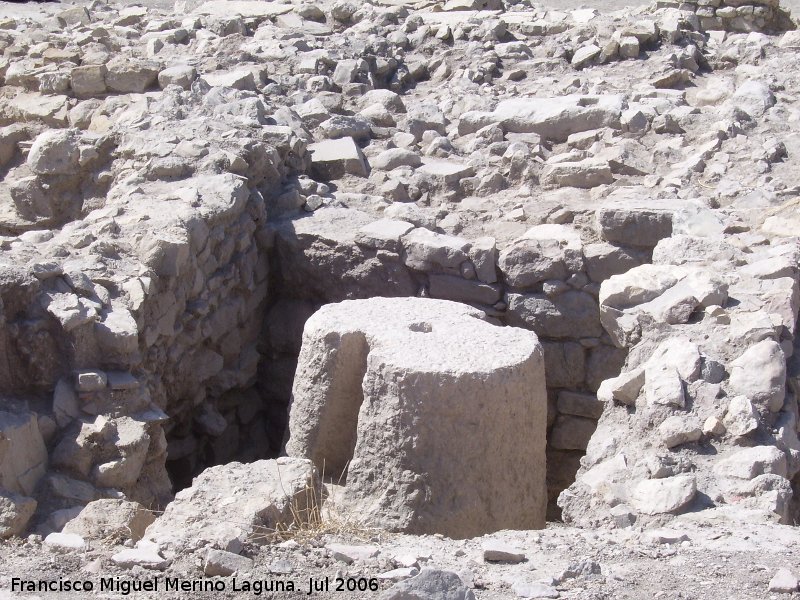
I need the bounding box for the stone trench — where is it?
[1,0,800,544]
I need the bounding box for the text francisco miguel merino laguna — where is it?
[12,575,381,595]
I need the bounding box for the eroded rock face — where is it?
[286,297,547,538]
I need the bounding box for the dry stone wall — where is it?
[655,0,794,33]
[0,26,309,534]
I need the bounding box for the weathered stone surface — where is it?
[428,275,501,305]
[380,569,475,600]
[355,220,415,253]
[583,243,643,283]
[506,291,602,339]
[327,543,380,563]
[550,415,597,451]
[286,298,547,537]
[499,225,583,289]
[112,540,169,570]
[145,458,319,553]
[204,549,254,576]
[459,95,624,141]
[557,391,604,419]
[630,475,696,515]
[728,340,786,412]
[27,129,80,175]
[63,499,155,542]
[0,490,37,539]
[723,396,759,438]
[44,532,86,552]
[541,161,614,189]
[657,416,702,448]
[482,540,526,563]
[308,137,369,179]
[768,569,799,594]
[714,447,787,480]
[0,409,48,496]
[596,205,673,248]
[402,228,470,272]
[105,58,159,93]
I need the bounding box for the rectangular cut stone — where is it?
[308,137,368,179]
[0,409,48,496]
[417,160,476,186]
[354,220,415,253]
[428,274,501,305]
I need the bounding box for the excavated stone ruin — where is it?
[1,0,800,551]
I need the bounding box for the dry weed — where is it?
[252,461,384,546]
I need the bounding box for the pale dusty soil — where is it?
[0,512,798,599]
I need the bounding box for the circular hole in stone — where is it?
[408,321,433,333]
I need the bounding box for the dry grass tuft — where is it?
[252,462,384,546]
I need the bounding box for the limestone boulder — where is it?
[0,490,37,539]
[727,340,786,412]
[145,458,319,554]
[0,408,48,496]
[596,204,673,248]
[540,160,613,189]
[629,475,696,515]
[506,291,602,339]
[308,137,369,179]
[499,225,583,289]
[27,129,80,175]
[105,58,160,93]
[63,499,155,542]
[285,298,547,538]
[272,208,416,302]
[459,95,624,141]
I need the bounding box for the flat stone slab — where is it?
[308,137,369,179]
[459,94,624,141]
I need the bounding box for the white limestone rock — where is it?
[0,490,37,539]
[402,228,471,272]
[308,137,369,179]
[112,540,169,570]
[27,129,80,175]
[355,220,415,253]
[723,396,759,438]
[380,569,475,600]
[714,447,787,480]
[630,475,696,515]
[63,499,155,542]
[728,340,786,412]
[204,549,254,576]
[0,409,48,496]
[326,543,380,564]
[644,364,685,408]
[144,458,319,554]
[658,415,702,448]
[768,569,799,594]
